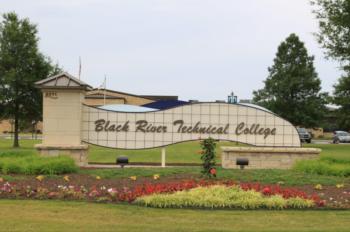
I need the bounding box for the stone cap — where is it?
[35,144,89,150]
[35,72,92,91]
[221,146,321,154]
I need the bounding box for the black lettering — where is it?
[249,124,255,134]
[186,126,193,133]
[108,124,116,132]
[121,121,129,132]
[254,124,260,134]
[258,128,265,135]
[223,124,229,134]
[95,119,105,132]
[235,122,245,135]
[210,127,217,134]
[115,125,122,131]
[271,128,276,135]
[206,126,212,133]
[104,120,110,131]
[173,120,184,133]
[199,127,206,133]
[216,127,223,134]
[192,122,200,133]
[264,128,271,139]
[136,120,147,132]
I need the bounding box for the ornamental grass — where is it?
[135,185,315,209]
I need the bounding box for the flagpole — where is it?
[103,75,106,105]
[78,56,82,80]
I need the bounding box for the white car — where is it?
[333,131,350,144]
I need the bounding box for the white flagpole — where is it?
[103,75,107,105]
[78,56,82,80]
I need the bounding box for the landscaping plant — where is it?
[135,185,316,209]
[199,138,217,178]
[0,152,78,175]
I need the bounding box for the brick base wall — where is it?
[221,147,321,169]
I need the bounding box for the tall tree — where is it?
[253,33,327,128]
[311,0,350,130]
[0,12,60,147]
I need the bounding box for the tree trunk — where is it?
[13,106,19,148]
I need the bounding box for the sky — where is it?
[0,0,343,101]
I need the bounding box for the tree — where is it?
[253,33,327,128]
[333,74,350,129]
[311,0,350,130]
[0,12,60,147]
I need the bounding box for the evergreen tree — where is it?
[311,0,350,130]
[253,33,327,128]
[0,12,60,147]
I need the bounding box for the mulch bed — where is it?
[1,173,350,209]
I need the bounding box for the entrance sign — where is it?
[82,103,301,149]
[35,72,318,168]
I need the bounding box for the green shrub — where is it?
[135,185,314,209]
[200,138,217,178]
[0,151,35,158]
[0,154,78,175]
[294,160,350,177]
[320,156,350,165]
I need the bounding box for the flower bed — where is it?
[0,177,325,208]
[135,185,315,209]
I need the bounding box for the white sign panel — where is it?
[82,103,301,149]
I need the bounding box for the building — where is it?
[0,72,179,133]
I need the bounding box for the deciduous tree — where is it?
[0,12,60,147]
[311,0,350,130]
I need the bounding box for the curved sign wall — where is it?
[81,103,301,149]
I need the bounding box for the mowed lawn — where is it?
[1,138,349,164]
[0,200,349,232]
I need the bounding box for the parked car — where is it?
[297,128,311,143]
[333,131,350,144]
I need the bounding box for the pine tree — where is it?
[253,33,327,128]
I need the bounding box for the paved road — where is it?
[0,135,42,140]
[311,140,331,144]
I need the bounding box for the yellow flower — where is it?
[153,174,160,180]
[130,176,137,181]
[96,176,101,180]
[314,184,323,190]
[36,175,45,182]
[63,175,70,182]
[336,183,345,189]
[0,177,4,182]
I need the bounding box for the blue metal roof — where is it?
[142,100,188,110]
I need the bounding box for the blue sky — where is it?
[1,0,342,101]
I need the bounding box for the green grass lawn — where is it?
[79,167,350,185]
[88,140,242,164]
[1,138,349,165]
[0,200,349,232]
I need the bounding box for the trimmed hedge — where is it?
[0,152,78,175]
[135,185,315,209]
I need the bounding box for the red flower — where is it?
[262,187,271,195]
[210,168,217,175]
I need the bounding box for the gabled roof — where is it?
[35,72,92,90]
